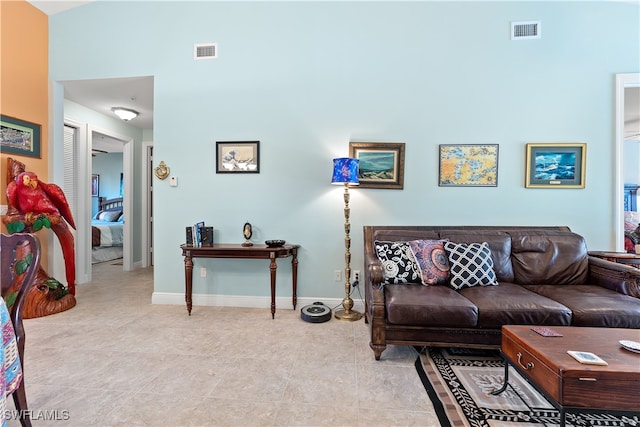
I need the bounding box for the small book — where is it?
[567,350,608,365]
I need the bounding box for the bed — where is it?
[91,197,124,264]
[624,183,640,253]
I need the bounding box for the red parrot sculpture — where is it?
[6,171,77,295]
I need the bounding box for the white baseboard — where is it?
[151,292,364,312]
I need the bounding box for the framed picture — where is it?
[216,141,260,173]
[439,144,499,187]
[0,115,41,158]
[525,143,586,188]
[91,174,100,196]
[348,142,405,189]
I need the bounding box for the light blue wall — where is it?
[50,1,640,300]
[92,153,123,213]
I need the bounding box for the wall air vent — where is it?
[194,43,217,60]
[511,21,541,40]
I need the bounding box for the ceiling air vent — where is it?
[511,21,541,40]
[194,43,217,60]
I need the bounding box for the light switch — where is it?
[169,176,178,187]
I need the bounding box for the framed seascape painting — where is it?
[439,144,499,187]
[216,141,260,173]
[0,115,41,158]
[525,143,586,188]
[348,142,405,189]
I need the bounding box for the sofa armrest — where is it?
[364,251,385,305]
[588,256,640,299]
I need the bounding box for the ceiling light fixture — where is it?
[111,107,139,121]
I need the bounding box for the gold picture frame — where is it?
[525,143,586,188]
[348,142,405,189]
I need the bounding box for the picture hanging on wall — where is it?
[216,141,260,173]
[348,142,405,189]
[91,174,100,196]
[525,143,586,188]
[438,144,499,187]
[0,115,41,158]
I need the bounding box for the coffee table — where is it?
[494,325,640,426]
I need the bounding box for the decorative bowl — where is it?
[265,239,285,247]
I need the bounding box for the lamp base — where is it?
[334,308,363,321]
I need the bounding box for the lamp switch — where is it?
[170,176,178,187]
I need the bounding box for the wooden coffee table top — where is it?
[503,325,640,375]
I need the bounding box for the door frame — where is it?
[615,73,640,251]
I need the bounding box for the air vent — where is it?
[511,21,541,40]
[194,43,217,60]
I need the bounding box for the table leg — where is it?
[184,255,193,315]
[269,252,277,319]
[291,248,298,309]
[492,354,510,395]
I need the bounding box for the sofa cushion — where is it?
[509,231,588,286]
[374,241,421,284]
[385,284,478,327]
[440,230,514,282]
[444,241,498,289]
[407,239,450,285]
[460,282,572,328]
[524,284,640,328]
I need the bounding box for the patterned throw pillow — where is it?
[444,241,498,290]
[374,241,421,284]
[407,240,450,285]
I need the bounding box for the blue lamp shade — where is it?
[332,157,360,185]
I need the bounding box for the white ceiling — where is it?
[62,76,154,131]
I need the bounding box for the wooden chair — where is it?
[1,233,40,427]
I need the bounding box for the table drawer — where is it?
[502,334,561,402]
[563,373,640,410]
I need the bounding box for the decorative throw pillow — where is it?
[374,241,421,284]
[407,239,450,285]
[444,241,498,290]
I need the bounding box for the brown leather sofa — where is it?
[363,226,640,360]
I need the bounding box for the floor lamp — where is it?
[331,157,363,321]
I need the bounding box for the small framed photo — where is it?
[525,143,586,188]
[91,174,100,196]
[0,115,41,158]
[348,142,405,189]
[439,144,499,187]
[216,141,260,173]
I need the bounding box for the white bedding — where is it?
[92,219,124,247]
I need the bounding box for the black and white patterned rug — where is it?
[415,347,640,427]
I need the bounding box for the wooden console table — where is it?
[180,243,299,318]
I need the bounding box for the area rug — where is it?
[415,347,640,427]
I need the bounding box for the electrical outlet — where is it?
[353,270,361,280]
[200,267,206,278]
[334,270,342,281]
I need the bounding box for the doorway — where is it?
[615,73,640,251]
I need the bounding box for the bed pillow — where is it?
[374,241,421,284]
[444,241,498,290]
[96,210,122,222]
[624,211,640,231]
[407,239,450,285]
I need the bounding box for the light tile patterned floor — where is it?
[9,262,439,426]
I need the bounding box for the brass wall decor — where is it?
[154,161,169,180]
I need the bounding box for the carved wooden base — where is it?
[23,268,76,319]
